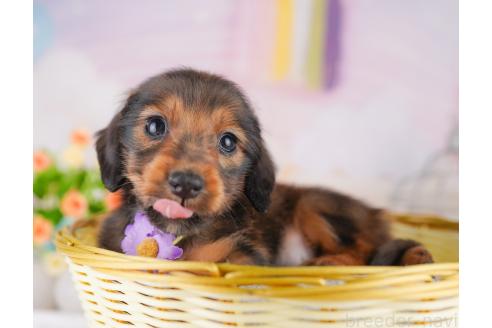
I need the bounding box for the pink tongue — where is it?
[153,199,194,219]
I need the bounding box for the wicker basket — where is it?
[55,214,459,328]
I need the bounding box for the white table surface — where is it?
[34,310,87,328]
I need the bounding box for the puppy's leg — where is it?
[226,249,268,265]
[183,237,236,262]
[370,239,433,265]
[304,237,374,266]
[291,202,342,259]
[306,253,365,266]
[401,245,434,265]
[184,233,269,265]
[98,209,133,252]
[290,191,388,266]
[226,234,270,265]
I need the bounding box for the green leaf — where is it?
[89,200,106,214]
[57,169,87,197]
[36,208,63,226]
[33,166,63,198]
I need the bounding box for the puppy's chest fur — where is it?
[275,228,313,266]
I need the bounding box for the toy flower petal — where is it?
[121,228,139,256]
[121,212,158,255]
[153,233,183,260]
[132,212,156,235]
[121,212,183,260]
[153,230,175,245]
[160,244,183,260]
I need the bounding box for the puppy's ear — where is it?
[245,142,275,212]
[96,113,125,191]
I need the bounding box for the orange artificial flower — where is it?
[33,216,53,245]
[71,128,91,148]
[105,190,123,211]
[60,190,88,219]
[33,151,52,172]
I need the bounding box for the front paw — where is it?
[400,246,434,265]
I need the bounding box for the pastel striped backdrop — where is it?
[34,0,458,216]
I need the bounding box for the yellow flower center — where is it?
[136,237,159,257]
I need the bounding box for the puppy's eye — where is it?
[145,116,167,138]
[219,133,237,153]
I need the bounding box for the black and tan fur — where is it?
[96,69,433,266]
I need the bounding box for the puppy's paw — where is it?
[305,254,363,266]
[400,245,434,265]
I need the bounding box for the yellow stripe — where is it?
[272,0,294,80]
[305,0,328,88]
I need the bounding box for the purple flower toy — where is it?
[121,212,183,260]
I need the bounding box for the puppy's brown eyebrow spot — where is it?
[139,95,184,118]
[133,95,184,126]
[207,107,247,143]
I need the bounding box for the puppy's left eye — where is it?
[219,133,237,153]
[145,116,167,138]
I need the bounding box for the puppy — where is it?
[96,68,433,266]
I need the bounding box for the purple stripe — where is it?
[323,0,342,89]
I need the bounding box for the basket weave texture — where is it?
[56,214,459,328]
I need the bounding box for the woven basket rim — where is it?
[56,228,458,267]
[56,213,459,271]
[391,213,458,231]
[56,213,459,300]
[56,214,458,275]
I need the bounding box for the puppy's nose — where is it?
[168,171,204,200]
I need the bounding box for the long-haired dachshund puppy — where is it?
[96,69,433,266]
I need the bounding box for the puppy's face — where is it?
[96,70,275,234]
[126,96,251,217]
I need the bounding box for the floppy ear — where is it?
[96,113,125,192]
[244,142,275,213]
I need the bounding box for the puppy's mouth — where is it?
[152,198,194,219]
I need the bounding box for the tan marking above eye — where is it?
[209,108,244,135]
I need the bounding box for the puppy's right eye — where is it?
[145,116,167,138]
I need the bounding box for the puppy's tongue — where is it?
[153,199,193,219]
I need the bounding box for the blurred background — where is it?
[33,0,458,325]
